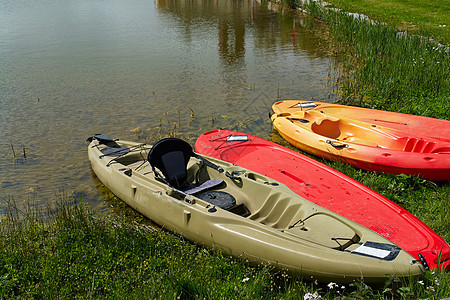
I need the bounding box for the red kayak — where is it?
[195,130,450,271]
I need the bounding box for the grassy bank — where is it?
[322,0,449,46]
[285,0,449,45]
[294,0,449,120]
[1,198,449,299]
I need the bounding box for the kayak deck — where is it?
[88,135,426,283]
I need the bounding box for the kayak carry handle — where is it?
[226,171,243,181]
[326,140,349,148]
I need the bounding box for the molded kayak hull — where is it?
[271,100,450,181]
[195,130,450,271]
[88,135,425,283]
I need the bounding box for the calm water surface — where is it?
[0,0,339,212]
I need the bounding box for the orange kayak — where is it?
[271,100,450,181]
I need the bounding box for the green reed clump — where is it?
[300,1,449,119]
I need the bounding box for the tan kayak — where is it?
[87,134,425,284]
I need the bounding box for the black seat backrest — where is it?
[148,138,195,188]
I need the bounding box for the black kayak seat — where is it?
[147,137,250,216]
[148,138,194,188]
[148,138,225,193]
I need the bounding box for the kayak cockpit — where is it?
[277,110,448,153]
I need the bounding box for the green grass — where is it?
[322,0,450,45]
[1,197,449,299]
[298,0,450,120]
[287,0,450,45]
[0,198,274,298]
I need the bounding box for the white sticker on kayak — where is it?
[227,135,248,142]
[298,102,318,108]
[352,244,391,259]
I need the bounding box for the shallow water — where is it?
[0,0,339,212]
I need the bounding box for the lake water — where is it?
[0,0,339,212]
